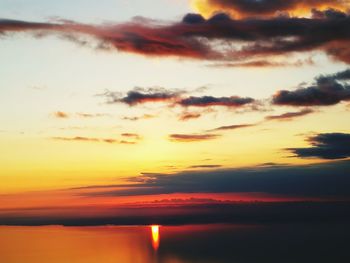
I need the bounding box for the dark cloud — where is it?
[265,108,314,121]
[1,201,350,226]
[103,87,254,109]
[102,87,183,106]
[1,11,350,63]
[287,133,350,159]
[83,159,350,199]
[273,69,350,106]
[192,0,349,18]
[0,19,59,32]
[179,96,254,107]
[169,133,220,142]
[312,7,349,19]
[210,123,256,131]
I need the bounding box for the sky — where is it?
[0,0,350,225]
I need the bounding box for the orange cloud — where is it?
[190,0,350,18]
[53,111,69,118]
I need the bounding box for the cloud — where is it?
[1,201,349,226]
[207,58,314,68]
[209,123,256,131]
[169,133,220,142]
[265,108,314,121]
[191,0,350,18]
[102,87,183,106]
[122,114,156,121]
[273,69,350,106]
[120,140,137,145]
[178,112,202,121]
[76,113,110,118]
[52,136,100,142]
[53,111,69,118]
[257,162,289,167]
[178,96,254,107]
[287,133,350,159]
[53,111,110,119]
[83,159,350,199]
[51,136,137,144]
[121,133,141,140]
[188,164,222,169]
[101,87,254,109]
[1,11,350,63]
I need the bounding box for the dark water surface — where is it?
[0,224,349,263]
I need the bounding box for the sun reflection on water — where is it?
[151,225,160,251]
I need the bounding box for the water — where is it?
[0,224,349,263]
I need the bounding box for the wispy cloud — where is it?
[188,164,222,169]
[169,133,220,142]
[265,109,314,121]
[122,114,156,121]
[207,58,314,68]
[178,112,202,121]
[209,123,257,132]
[121,133,142,140]
[76,113,111,118]
[51,136,137,145]
[52,111,110,119]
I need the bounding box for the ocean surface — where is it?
[0,223,349,263]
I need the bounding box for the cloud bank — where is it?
[287,133,350,159]
[1,10,350,63]
[84,159,350,199]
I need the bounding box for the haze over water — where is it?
[1,224,349,263]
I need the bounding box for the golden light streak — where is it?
[151,225,160,250]
[190,0,349,18]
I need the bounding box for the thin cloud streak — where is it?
[265,109,314,121]
[51,136,138,144]
[169,133,220,142]
[209,123,257,132]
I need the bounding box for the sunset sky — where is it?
[0,0,350,225]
